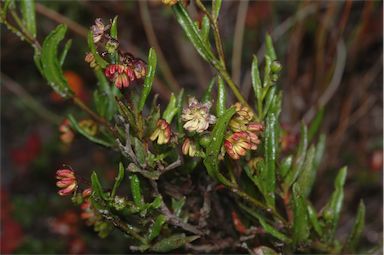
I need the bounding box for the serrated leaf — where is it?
[147,215,167,241]
[138,48,157,111]
[343,200,365,252]
[216,76,226,117]
[91,171,108,200]
[68,114,113,147]
[111,162,125,197]
[20,0,36,38]
[41,24,74,98]
[292,184,310,245]
[203,107,236,185]
[150,234,199,252]
[172,2,215,62]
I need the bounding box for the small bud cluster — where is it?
[181,97,216,133]
[56,169,77,196]
[150,119,172,145]
[225,103,264,160]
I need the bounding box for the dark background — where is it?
[1,1,382,253]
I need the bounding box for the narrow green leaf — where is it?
[151,234,199,252]
[263,113,278,208]
[308,107,324,142]
[296,145,316,198]
[33,48,43,75]
[251,55,262,111]
[313,134,326,170]
[172,2,215,62]
[68,114,113,147]
[138,48,157,111]
[111,162,125,197]
[200,15,210,43]
[87,31,108,68]
[265,34,276,61]
[171,197,185,217]
[176,89,185,132]
[216,76,226,117]
[343,200,365,252]
[133,137,147,166]
[239,203,291,243]
[41,24,74,98]
[280,155,293,179]
[203,107,236,184]
[110,16,118,39]
[322,167,347,240]
[262,86,276,119]
[292,184,310,245]
[212,0,222,21]
[129,174,144,207]
[147,215,167,241]
[307,202,323,236]
[284,124,308,190]
[163,93,178,123]
[91,171,108,200]
[202,77,216,103]
[59,39,72,66]
[20,0,36,38]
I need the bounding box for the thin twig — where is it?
[150,180,203,235]
[139,1,180,92]
[1,73,61,125]
[231,0,249,86]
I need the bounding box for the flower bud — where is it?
[271,61,282,73]
[182,138,197,157]
[105,38,119,54]
[224,132,252,160]
[79,119,98,136]
[59,119,74,145]
[56,168,77,196]
[104,64,135,89]
[150,119,171,145]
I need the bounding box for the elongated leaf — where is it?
[280,156,293,179]
[200,15,210,43]
[212,0,222,21]
[251,55,262,112]
[176,89,185,132]
[313,134,326,170]
[110,16,118,39]
[87,31,108,68]
[284,124,308,190]
[322,167,347,241]
[91,171,108,200]
[111,162,125,197]
[343,200,365,252]
[172,2,215,62]
[133,138,147,165]
[163,93,177,123]
[171,196,186,217]
[265,34,276,61]
[68,114,113,147]
[292,184,310,245]
[203,107,236,184]
[20,0,36,38]
[263,113,278,208]
[138,48,157,111]
[202,77,216,103]
[151,234,199,252]
[262,86,276,119]
[307,201,323,236]
[216,76,226,117]
[129,174,144,207]
[41,24,73,98]
[308,107,324,142]
[59,39,72,66]
[239,203,291,243]
[147,215,167,241]
[296,145,316,198]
